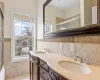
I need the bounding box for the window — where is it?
[11,13,36,62]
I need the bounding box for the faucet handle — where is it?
[44,48,51,53]
[74,56,83,63]
[44,48,47,50]
[86,58,90,65]
[44,48,48,52]
[74,56,77,61]
[80,57,83,63]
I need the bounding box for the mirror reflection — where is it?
[44,0,97,34]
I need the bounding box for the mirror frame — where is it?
[43,0,100,38]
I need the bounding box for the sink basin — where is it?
[58,61,92,74]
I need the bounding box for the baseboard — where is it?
[0,66,5,80]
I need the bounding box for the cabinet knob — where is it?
[42,63,44,65]
[42,72,45,74]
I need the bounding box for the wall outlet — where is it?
[70,43,74,51]
[60,43,63,50]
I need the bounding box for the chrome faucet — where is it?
[44,48,51,53]
[86,58,90,65]
[74,56,83,63]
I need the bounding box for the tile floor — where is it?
[6,74,30,80]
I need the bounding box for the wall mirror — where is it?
[43,0,100,38]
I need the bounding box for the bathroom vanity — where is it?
[29,51,100,80]
[29,52,68,80]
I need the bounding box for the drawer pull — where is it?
[42,63,44,65]
[42,72,45,74]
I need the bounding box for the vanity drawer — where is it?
[40,59,49,71]
[40,67,48,80]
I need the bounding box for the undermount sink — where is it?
[58,61,92,74]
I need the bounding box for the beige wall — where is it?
[0,0,4,2]
[4,40,29,78]
[4,0,37,78]
[4,0,37,38]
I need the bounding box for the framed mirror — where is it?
[43,0,100,38]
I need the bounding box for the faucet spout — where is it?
[74,56,83,63]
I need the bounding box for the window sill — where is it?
[11,56,29,62]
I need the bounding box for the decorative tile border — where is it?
[38,37,74,42]
[38,36,100,44]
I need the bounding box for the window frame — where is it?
[11,12,36,62]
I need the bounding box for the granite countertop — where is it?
[29,51,100,80]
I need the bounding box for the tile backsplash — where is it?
[37,36,100,66]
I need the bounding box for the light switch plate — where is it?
[70,43,74,51]
[60,43,63,50]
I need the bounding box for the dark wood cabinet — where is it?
[40,59,49,72]
[29,54,39,80]
[29,54,68,80]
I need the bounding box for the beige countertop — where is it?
[29,51,100,80]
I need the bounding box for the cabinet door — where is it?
[33,62,39,80]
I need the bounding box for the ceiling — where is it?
[49,0,80,10]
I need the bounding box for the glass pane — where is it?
[21,47,29,56]
[22,22,33,27]
[14,21,21,27]
[22,22,27,27]
[15,27,21,36]
[21,37,28,47]
[22,21,33,36]
[28,46,33,51]
[15,46,29,56]
[15,37,22,46]
[27,38,32,46]
[22,26,32,36]
[15,47,22,56]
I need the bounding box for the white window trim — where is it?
[11,12,37,62]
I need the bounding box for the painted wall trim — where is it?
[4,38,11,41]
